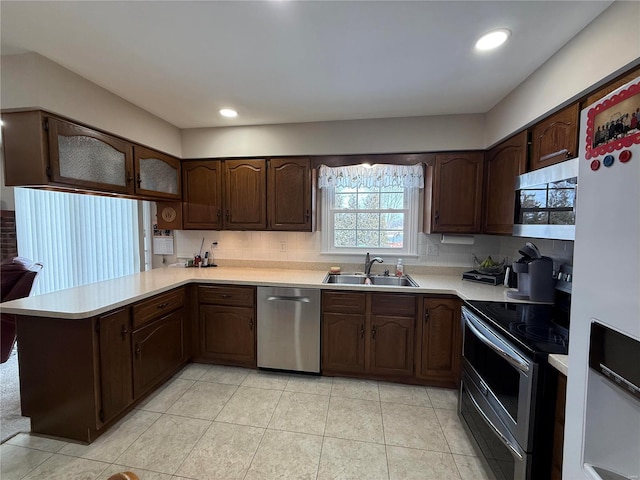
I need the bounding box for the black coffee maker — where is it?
[507,242,554,302]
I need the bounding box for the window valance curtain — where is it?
[317,163,424,189]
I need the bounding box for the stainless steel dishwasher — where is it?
[257,287,321,373]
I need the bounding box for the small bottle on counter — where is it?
[395,259,404,277]
[202,251,209,267]
[194,254,201,267]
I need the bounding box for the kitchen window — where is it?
[319,163,423,255]
[14,188,147,295]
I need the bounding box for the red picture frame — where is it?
[585,80,640,160]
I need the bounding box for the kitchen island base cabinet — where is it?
[416,297,461,388]
[14,287,187,443]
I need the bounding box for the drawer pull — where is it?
[157,302,169,309]
[135,344,141,357]
[121,325,129,339]
[372,326,377,340]
[221,294,231,299]
[249,319,254,331]
[425,309,430,323]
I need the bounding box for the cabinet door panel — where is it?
[134,146,181,200]
[370,315,414,377]
[483,131,527,234]
[268,158,312,231]
[200,305,256,366]
[417,298,461,386]
[223,159,267,230]
[132,310,184,398]
[183,160,223,229]
[530,104,579,170]
[430,153,484,233]
[48,117,134,194]
[99,308,133,423]
[322,313,366,374]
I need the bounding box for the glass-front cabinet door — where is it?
[134,146,181,200]
[48,118,135,194]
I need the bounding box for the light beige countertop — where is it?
[0,266,532,319]
[548,354,569,376]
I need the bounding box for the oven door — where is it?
[461,306,537,450]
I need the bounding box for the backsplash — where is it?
[155,230,573,273]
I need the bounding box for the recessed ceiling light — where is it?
[219,108,238,118]
[475,28,511,51]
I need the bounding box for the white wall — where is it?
[485,1,640,146]
[181,114,485,158]
[1,52,182,156]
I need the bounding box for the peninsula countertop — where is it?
[0,266,533,319]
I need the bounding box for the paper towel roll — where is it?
[440,234,475,245]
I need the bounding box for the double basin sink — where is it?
[323,272,419,287]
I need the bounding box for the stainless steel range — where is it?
[459,289,569,480]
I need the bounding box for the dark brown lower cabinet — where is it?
[132,309,185,398]
[199,305,256,367]
[99,308,133,423]
[322,312,366,374]
[321,291,416,380]
[416,296,462,388]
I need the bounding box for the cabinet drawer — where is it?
[199,285,255,307]
[372,294,416,316]
[133,288,185,329]
[322,291,366,314]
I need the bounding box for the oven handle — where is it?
[466,385,524,461]
[465,315,530,373]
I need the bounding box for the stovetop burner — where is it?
[465,299,569,357]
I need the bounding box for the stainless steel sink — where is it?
[323,273,418,287]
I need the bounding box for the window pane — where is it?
[380,192,404,209]
[523,212,549,225]
[335,193,357,209]
[381,212,403,230]
[520,189,547,208]
[357,212,380,230]
[550,211,576,225]
[334,212,356,229]
[357,193,379,209]
[548,189,575,208]
[357,230,379,247]
[381,231,403,248]
[335,229,356,247]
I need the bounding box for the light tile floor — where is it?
[0,364,497,480]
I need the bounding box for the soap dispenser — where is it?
[395,259,404,277]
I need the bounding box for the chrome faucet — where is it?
[364,252,383,277]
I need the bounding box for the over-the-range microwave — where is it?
[513,158,578,240]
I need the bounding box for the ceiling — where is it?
[1,1,613,129]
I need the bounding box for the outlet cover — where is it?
[427,245,439,256]
[280,241,287,252]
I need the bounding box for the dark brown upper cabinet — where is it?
[424,152,485,234]
[181,160,223,230]
[268,157,314,231]
[530,103,579,170]
[223,159,267,230]
[2,110,180,201]
[133,146,181,200]
[483,131,528,235]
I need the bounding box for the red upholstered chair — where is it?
[1,257,43,363]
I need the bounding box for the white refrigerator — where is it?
[564,76,640,479]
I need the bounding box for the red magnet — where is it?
[590,160,601,171]
[619,150,632,163]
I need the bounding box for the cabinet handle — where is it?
[360,324,365,339]
[305,209,310,221]
[121,325,129,339]
[226,210,230,220]
[249,319,254,331]
[372,326,376,340]
[126,172,134,184]
[566,151,572,158]
[157,302,169,309]
[217,209,222,219]
[434,211,440,224]
[135,344,141,357]
[136,173,142,188]
[425,309,430,323]
[221,294,231,299]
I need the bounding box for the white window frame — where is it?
[321,184,420,256]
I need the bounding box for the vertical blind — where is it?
[14,188,141,295]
